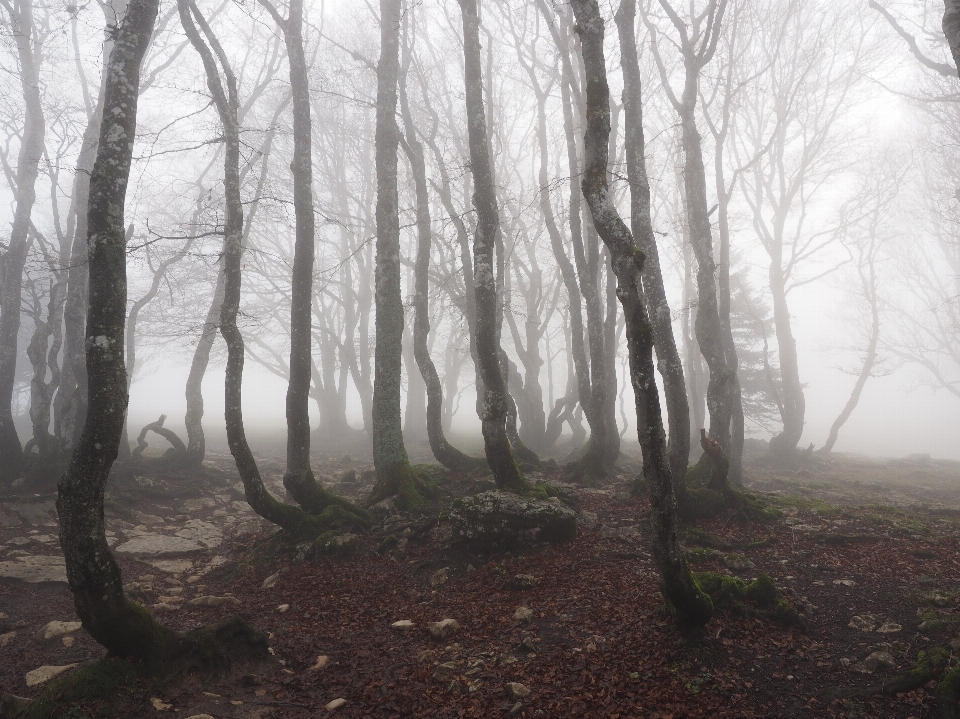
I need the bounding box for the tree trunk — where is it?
[55,0,180,658]
[458,0,529,493]
[615,0,690,500]
[184,267,224,465]
[571,0,713,630]
[398,23,484,472]
[0,0,46,479]
[944,0,960,75]
[768,262,805,456]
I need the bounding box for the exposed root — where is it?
[132,415,188,464]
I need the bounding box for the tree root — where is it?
[693,572,804,629]
[283,469,369,531]
[366,461,441,512]
[132,415,188,464]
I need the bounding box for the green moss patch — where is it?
[694,572,801,627]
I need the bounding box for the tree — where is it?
[571,0,713,629]
[0,0,47,479]
[458,0,530,493]
[641,0,738,482]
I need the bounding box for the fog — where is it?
[2,0,960,483]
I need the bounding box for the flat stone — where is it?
[261,571,280,590]
[505,682,531,701]
[10,502,56,526]
[25,664,77,687]
[849,615,878,632]
[182,498,217,512]
[145,559,194,574]
[876,621,902,634]
[277,604,290,613]
[0,555,67,583]
[35,621,82,643]
[391,620,415,631]
[513,607,533,621]
[233,519,261,536]
[115,535,205,559]
[325,697,347,711]
[185,715,215,719]
[7,537,31,546]
[428,619,460,640]
[174,520,223,549]
[430,568,449,587]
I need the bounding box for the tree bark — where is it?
[767,261,805,457]
[55,0,178,658]
[944,0,960,75]
[615,0,690,499]
[398,18,484,472]
[0,0,46,479]
[458,0,529,493]
[571,0,713,630]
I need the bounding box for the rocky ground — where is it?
[0,441,959,718]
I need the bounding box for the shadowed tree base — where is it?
[17,617,269,719]
[283,469,369,531]
[366,460,440,512]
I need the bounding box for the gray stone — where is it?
[115,535,205,559]
[0,512,20,528]
[25,664,77,687]
[577,511,598,530]
[181,497,218,512]
[174,520,223,549]
[188,595,240,608]
[513,607,533,622]
[233,519,261,536]
[0,555,67,583]
[428,619,460,640]
[325,698,347,711]
[430,568,449,587]
[391,620,415,631]
[432,662,456,682]
[848,615,878,632]
[724,554,756,571]
[864,651,896,672]
[449,491,576,550]
[876,621,902,634]
[10,502,56,526]
[505,682,531,701]
[145,559,194,574]
[35,621,82,643]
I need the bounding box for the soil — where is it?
[0,437,958,719]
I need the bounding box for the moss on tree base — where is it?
[283,469,369,530]
[693,571,802,627]
[366,461,440,512]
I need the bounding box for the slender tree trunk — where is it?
[398,23,484,472]
[571,0,713,630]
[459,0,529,493]
[0,0,46,478]
[821,310,878,453]
[55,0,181,657]
[768,262,805,456]
[615,0,690,499]
[184,267,224,464]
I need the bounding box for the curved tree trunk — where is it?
[458,0,529,493]
[184,267,224,465]
[398,20,484,473]
[55,0,180,658]
[572,0,713,630]
[615,0,691,500]
[0,0,46,479]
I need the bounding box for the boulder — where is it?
[34,621,82,643]
[428,619,459,640]
[449,491,576,550]
[864,650,896,672]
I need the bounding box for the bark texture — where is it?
[615,0,690,499]
[571,0,713,630]
[459,0,529,493]
[55,0,178,657]
[944,0,960,76]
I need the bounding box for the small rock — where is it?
[428,619,460,640]
[262,571,280,590]
[152,603,179,613]
[277,604,290,613]
[310,655,330,671]
[723,554,756,571]
[188,595,240,608]
[25,664,78,687]
[505,682,531,701]
[513,607,533,622]
[834,579,856,587]
[61,636,74,648]
[184,715,215,719]
[430,568,449,587]
[151,697,172,711]
[34,620,83,643]
[864,650,896,672]
[432,662,456,682]
[876,621,902,634]
[391,619,415,631]
[507,574,537,590]
[1,631,16,647]
[849,615,878,632]
[325,698,347,711]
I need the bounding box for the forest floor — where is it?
[1,438,959,719]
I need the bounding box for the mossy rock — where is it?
[694,571,801,627]
[448,490,577,551]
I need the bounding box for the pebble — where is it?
[513,607,533,622]
[505,682,531,701]
[391,619,415,631]
[325,697,347,711]
[428,619,460,640]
